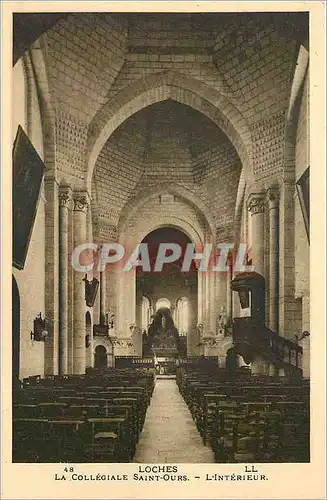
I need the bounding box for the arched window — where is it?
[176,296,189,336]
[141,296,151,332]
[156,298,171,311]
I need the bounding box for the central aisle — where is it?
[133,378,214,463]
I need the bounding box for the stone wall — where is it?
[295,71,310,376]
[295,72,310,306]
[12,57,46,379]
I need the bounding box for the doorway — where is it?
[94,345,108,369]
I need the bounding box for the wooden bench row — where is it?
[176,367,310,463]
[13,371,155,463]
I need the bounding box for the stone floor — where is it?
[133,378,214,463]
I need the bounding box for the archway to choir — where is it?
[135,227,197,359]
[12,276,20,383]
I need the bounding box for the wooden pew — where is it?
[13,369,155,463]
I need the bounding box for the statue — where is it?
[197,323,204,337]
[218,305,227,328]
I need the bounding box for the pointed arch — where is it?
[28,37,56,175]
[86,71,253,191]
[118,182,216,240]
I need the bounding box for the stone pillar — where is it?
[204,270,210,335]
[117,267,136,341]
[248,193,265,277]
[72,192,89,374]
[58,185,72,375]
[215,267,226,314]
[195,270,203,354]
[208,272,216,335]
[85,205,94,369]
[267,188,279,332]
[44,175,60,375]
[226,256,233,325]
[99,271,106,324]
[85,310,93,369]
[197,269,203,326]
[67,206,74,374]
[135,285,142,332]
[243,197,249,244]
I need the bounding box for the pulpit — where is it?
[231,272,302,374]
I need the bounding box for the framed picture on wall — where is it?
[12,125,45,270]
[296,166,310,242]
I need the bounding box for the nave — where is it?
[10,11,312,469]
[13,364,309,464]
[133,378,214,463]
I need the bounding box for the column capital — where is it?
[59,185,73,208]
[266,187,280,209]
[247,192,265,215]
[73,191,90,214]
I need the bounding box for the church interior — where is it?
[12,11,310,463]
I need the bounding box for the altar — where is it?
[151,330,179,357]
[143,307,181,358]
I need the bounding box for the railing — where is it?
[178,356,219,366]
[232,317,303,371]
[114,356,220,371]
[115,356,155,369]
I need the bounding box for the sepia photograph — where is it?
[1,2,326,499]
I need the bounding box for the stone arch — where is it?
[117,191,209,343]
[116,214,204,343]
[12,57,28,139]
[118,182,215,242]
[286,44,309,125]
[28,37,56,175]
[86,71,253,191]
[143,219,202,247]
[283,43,309,183]
[121,214,204,252]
